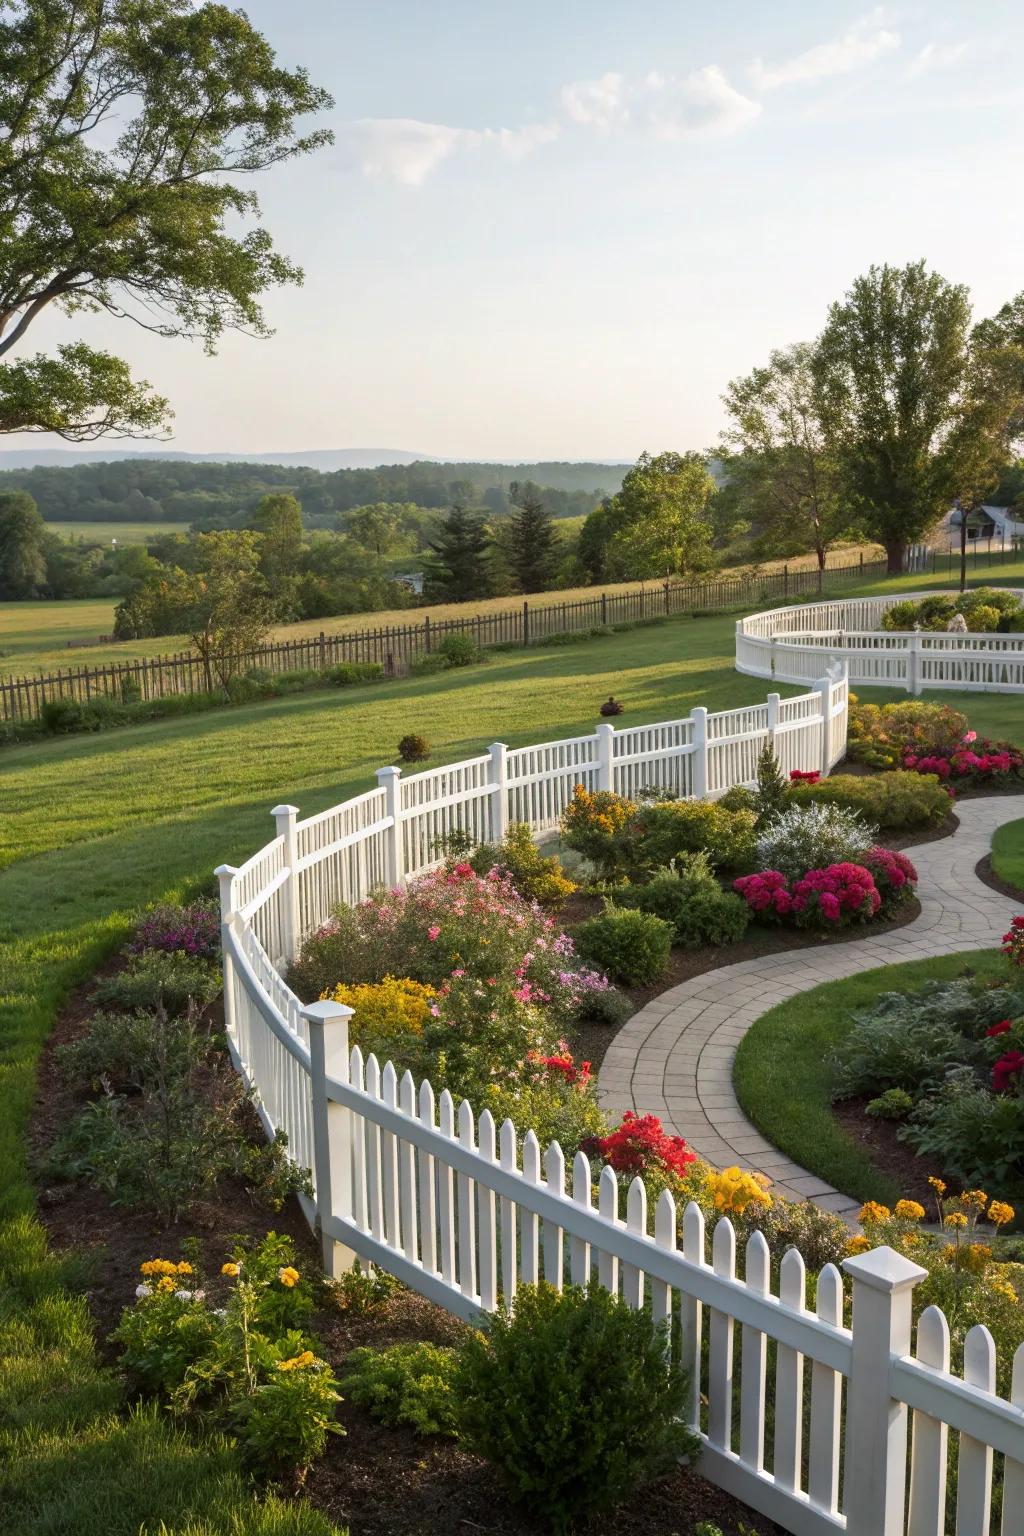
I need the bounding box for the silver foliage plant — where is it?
[755,802,877,882]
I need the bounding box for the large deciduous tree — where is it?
[720,342,848,572]
[580,451,716,582]
[0,488,47,595]
[813,261,1024,572]
[0,0,333,441]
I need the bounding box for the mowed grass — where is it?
[992,817,1024,893]
[45,519,185,543]
[733,950,1007,1207]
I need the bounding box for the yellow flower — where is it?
[944,1212,968,1230]
[156,1275,177,1292]
[708,1166,771,1217]
[277,1349,316,1372]
[845,1235,872,1255]
[963,1189,988,1210]
[277,1266,300,1288]
[927,1176,947,1195]
[175,1261,194,1275]
[989,1279,1018,1302]
[140,1258,178,1277]
[221,1262,240,1277]
[894,1200,925,1222]
[988,1201,1015,1228]
[858,1201,891,1224]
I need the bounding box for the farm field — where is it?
[44,519,185,543]
[0,539,925,680]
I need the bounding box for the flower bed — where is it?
[848,697,1024,788]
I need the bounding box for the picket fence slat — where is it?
[214,668,1024,1536]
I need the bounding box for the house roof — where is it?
[948,503,1024,532]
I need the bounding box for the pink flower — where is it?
[427,925,441,941]
[963,730,977,743]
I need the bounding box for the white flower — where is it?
[174,1289,194,1301]
[135,1284,151,1298]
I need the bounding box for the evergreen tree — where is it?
[753,742,790,827]
[508,480,559,593]
[423,504,493,602]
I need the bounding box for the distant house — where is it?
[394,570,425,595]
[943,503,1024,544]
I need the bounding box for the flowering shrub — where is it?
[321,976,437,1050]
[582,1111,696,1181]
[131,899,220,959]
[734,862,881,926]
[903,735,1022,784]
[559,785,636,876]
[470,821,576,905]
[706,1165,772,1217]
[755,801,876,882]
[290,861,616,1103]
[112,1234,340,1483]
[863,846,918,913]
[1003,916,1024,968]
[847,697,970,770]
[789,768,820,784]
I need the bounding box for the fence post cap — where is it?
[213,863,239,876]
[271,802,300,818]
[842,1245,928,1292]
[376,764,401,781]
[301,999,354,1024]
[489,740,508,752]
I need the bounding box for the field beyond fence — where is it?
[1,544,1014,723]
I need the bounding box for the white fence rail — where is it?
[737,593,1024,696]
[214,674,1024,1535]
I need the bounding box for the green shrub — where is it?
[58,1007,206,1094]
[456,1282,697,1533]
[90,950,222,1015]
[398,733,430,763]
[902,1068,1024,1193]
[627,799,757,877]
[847,698,969,769]
[717,783,756,814]
[615,859,749,948]
[341,1342,460,1436]
[471,823,576,905]
[790,770,950,830]
[408,651,450,676]
[437,632,482,666]
[324,660,385,686]
[865,1087,915,1120]
[573,984,634,1028]
[574,907,672,986]
[753,742,789,827]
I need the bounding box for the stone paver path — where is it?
[597,795,1024,1219]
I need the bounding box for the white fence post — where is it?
[815,674,832,778]
[271,803,300,964]
[691,706,709,799]
[215,863,238,1046]
[596,722,615,792]
[766,691,780,751]
[842,1245,928,1536]
[489,741,508,841]
[908,628,922,696]
[376,765,404,886]
[304,999,357,1278]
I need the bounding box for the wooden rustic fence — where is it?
[1,555,884,723]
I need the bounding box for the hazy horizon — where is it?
[3,1,1023,463]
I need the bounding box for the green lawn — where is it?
[992,817,1024,893]
[46,519,186,543]
[733,950,1006,1207]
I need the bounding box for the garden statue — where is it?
[947,612,968,633]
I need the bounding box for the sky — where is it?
[7,1,1024,462]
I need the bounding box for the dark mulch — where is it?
[314,1288,785,1536]
[888,812,959,850]
[975,852,1024,905]
[831,1097,939,1207]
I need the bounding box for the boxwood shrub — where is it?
[574,907,672,986]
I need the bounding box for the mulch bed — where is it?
[831,1096,940,1207]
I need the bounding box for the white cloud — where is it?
[560,71,628,130]
[340,117,559,186]
[750,9,900,90]
[646,66,762,139]
[906,41,970,78]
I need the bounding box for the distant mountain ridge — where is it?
[0,447,636,472]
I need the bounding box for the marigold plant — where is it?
[322,975,437,1044]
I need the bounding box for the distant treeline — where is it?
[0,458,627,527]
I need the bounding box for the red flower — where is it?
[789,769,821,784]
[993,1050,1024,1094]
[987,1020,1013,1038]
[582,1112,696,1178]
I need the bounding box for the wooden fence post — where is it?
[304,999,357,1277]
[522,600,530,646]
[376,765,404,886]
[489,742,509,841]
[595,722,615,792]
[271,803,301,965]
[842,1246,928,1536]
[691,706,709,799]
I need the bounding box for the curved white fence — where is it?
[214,672,1024,1536]
[737,593,1024,695]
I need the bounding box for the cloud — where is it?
[340,117,559,186]
[906,41,970,78]
[750,9,900,90]
[560,71,628,130]
[646,66,761,139]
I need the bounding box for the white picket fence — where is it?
[215,676,1024,1536]
[737,594,1024,695]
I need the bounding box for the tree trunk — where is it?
[885,541,906,574]
[816,544,826,572]
[959,515,968,594]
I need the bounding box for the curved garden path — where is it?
[597,794,1024,1219]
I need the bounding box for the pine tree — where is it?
[753,742,789,827]
[423,503,493,602]
[508,480,558,593]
